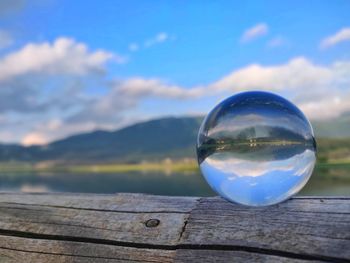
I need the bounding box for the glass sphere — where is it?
[197,91,317,206]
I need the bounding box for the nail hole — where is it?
[145,219,160,227]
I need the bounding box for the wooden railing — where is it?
[0,193,348,262]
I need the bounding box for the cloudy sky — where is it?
[0,0,349,145]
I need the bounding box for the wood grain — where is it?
[0,193,348,263]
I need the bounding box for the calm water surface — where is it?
[0,166,349,196]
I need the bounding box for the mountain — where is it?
[312,113,350,138]
[0,117,202,163]
[0,115,348,164]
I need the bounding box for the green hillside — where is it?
[0,116,349,165]
[313,113,350,138]
[0,117,202,164]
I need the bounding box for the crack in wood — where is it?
[178,219,188,242]
[177,197,202,242]
[0,228,347,262]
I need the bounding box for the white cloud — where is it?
[0,37,126,144]
[0,30,13,49]
[0,37,125,114]
[241,23,269,42]
[320,27,350,49]
[210,57,333,92]
[0,37,121,81]
[129,32,172,52]
[96,57,349,121]
[117,78,204,99]
[209,57,350,119]
[80,57,350,125]
[65,78,205,128]
[298,95,350,120]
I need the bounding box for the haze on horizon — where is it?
[0,0,349,146]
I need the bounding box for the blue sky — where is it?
[0,0,349,145]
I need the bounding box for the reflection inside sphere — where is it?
[197,91,317,206]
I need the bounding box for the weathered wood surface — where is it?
[0,193,348,263]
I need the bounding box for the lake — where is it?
[0,165,349,196]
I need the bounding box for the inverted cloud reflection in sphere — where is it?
[196,91,317,206]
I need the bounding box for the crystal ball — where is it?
[197,91,317,206]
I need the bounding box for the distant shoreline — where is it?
[0,160,349,174]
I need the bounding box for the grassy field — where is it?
[0,160,199,173]
[65,161,199,173]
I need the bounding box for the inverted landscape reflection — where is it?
[197,91,317,206]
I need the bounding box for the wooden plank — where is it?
[0,236,174,263]
[0,199,191,246]
[174,249,323,263]
[0,193,348,262]
[0,192,199,212]
[179,197,350,262]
